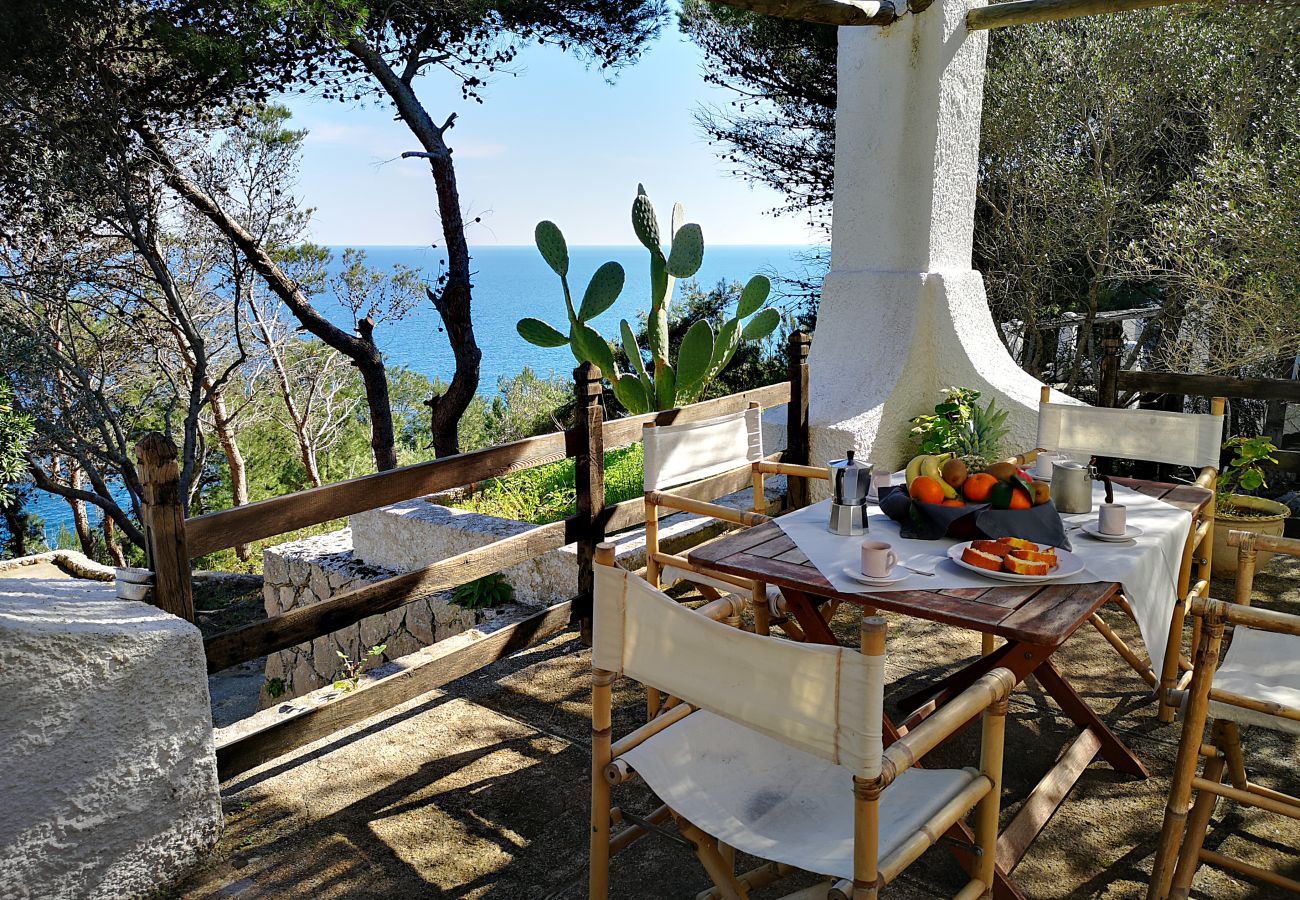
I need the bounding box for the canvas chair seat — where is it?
[622,709,982,881]
[1206,626,1300,736]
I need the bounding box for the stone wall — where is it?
[259,529,499,706]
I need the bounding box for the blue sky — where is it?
[280,14,819,247]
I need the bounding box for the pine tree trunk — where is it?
[208,386,252,560]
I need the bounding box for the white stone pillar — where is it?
[809,0,1050,475]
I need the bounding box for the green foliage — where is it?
[517,186,782,412]
[909,389,1009,463]
[0,379,32,508]
[451,444,645,525]
[264,677,288,699]
[1217,436,1278,505]
[333,644,386,693]
[453,573,514,610]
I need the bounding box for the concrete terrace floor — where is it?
[174,556,1300,900]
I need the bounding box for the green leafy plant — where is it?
[264,676,288,699]
[453,573,514,610]
[909,388,1009,470]
[333,644,386,692]
[1216,436,1278,513]
[517,185,782,412]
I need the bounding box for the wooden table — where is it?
[689,477,1212,899]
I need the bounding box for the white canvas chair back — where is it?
[643,407,764,492]
[1037,402,1223,470]
[593,562,884,777]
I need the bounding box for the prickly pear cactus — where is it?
[517,187,783,414]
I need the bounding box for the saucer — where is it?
[1080,522,1144,542]
[842,566,909,586]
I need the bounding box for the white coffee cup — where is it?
[1035,453,1056,479]
[1099,503,1127,536]
[871,471,893,493]
[861,540,899,578]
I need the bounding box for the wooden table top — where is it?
[689,477,1212,649]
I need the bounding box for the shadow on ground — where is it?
[173,555,1300,899]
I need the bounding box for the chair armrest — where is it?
[880,667,1016,787]
[1194,465,1217,489]
[1193,596,1300,637]
[753,461,829,481]
[1227,529,1300,559]
[1005,448,1045,466]
[646,491,772,527]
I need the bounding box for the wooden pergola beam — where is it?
[708,0,898,26]
[967,0,1213,30]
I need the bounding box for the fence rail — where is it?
[135,333,811,777]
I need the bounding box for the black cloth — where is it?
[878,486,1072,550]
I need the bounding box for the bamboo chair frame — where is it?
[1148,530,1300,899]
[590,543,1015,900]
[1031,386,1225,722]
[642,403,828,653]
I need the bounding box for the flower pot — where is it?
[1212,494,1291,576]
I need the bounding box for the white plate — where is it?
[946,541,1085,583]
[841,566,910,586]
[1079,522,1144,542]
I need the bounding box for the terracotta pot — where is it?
[1212,494,1291,576]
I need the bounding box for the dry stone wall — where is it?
[259,528,498,706]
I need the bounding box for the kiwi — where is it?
[941,457,968,487]
[985,461,1019,482]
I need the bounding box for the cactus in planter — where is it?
[517,185,782,413]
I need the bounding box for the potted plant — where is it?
[1212,436,1291,574]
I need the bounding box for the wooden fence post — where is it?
[135,432,195,622]
[572,362,605,644]
[786,331,812,509]
[1098,325,1122,409]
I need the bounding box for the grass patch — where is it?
[449,444,644,525]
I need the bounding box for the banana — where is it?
[921,454,959,499]
[904,455,928,489]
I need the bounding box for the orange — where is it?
[910,476,945,505]
[962,473,998,502]
[941,498,966,507]
[1009,487,1033,510]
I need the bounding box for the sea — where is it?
[20,244,820,545]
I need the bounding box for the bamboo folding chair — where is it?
[590,543,1015,900]
[642,404,827,658]
[1149,529,1300,898]
[1034,385,1226,722]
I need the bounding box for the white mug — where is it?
[871,471,893,493]
[1034,453,1057,479]
[861,540,899,578]
[1099,503,1127,536]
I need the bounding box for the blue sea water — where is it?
[20,244,820,546]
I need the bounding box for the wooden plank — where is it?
[203,518,570,672]
[601,382,790,449]
[1033,660,1150,777]
[969,0,1221,31]
[996,729,1102,874]
[185,430,571,558]
[215,601,574,780]
[997,583,1117,647]
[1116,370,1300,404]
[572,363,605,635]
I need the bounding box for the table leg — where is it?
[779,588,839,646]
[1033,659,1150,778]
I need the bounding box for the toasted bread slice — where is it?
[970,539,1012,558]
[961,546,1005,572]
[1003,555,1050,576]
[996,536,1040,552]
[1010,547,1058,568]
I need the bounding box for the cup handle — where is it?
[887,550,898,570]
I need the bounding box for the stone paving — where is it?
[173,557,1300,899]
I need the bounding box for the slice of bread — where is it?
[970,539,1012,558]
[1009,547,1058,568]
[962,546,1005,572]
[996,536,1040,552]
[1003,555,1050,576]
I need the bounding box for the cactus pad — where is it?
[737,275,771,318]
[666,223,704,278]
[577,261,625,322]
[517,318,568,348]
[534,221,568,277]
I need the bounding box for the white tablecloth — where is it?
[776,481,1192,673]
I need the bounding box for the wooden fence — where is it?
[1092,338,1300,475]
[136,333,810,778]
